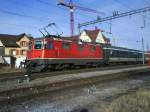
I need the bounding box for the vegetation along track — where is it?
[0,64,146,83]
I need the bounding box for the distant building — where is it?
[79,29,110,44]
[0,33,32,67]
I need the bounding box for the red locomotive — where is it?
[27,35,104,72]
[26,33,147,73]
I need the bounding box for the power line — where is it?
[36,0,68,12]
[143,0,150,5]
[114,0,150,20]
[0,8,51,22]
[113,0,132,10]
[36,0,54,6]
[10,0,52,14]
[79,6,150,29]
[113,0,147,29]
[0,22,39,29]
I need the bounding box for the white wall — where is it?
[96,32,105,44]
[15,57,26,68]
[79,31,92,42]
[0,40,3,47]
[3,57,11,64]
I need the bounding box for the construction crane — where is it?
[78,6,150,30]
[58,0,104,36]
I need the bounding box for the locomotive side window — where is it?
[90,46,96,52]
[62,42,70,50]
[48,41,53,49]
[34,41,42,49]
[78,44,84,51]
[43,40,53,49]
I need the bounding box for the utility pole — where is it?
[142,37,145,64]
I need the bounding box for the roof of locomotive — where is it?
[33,35,102,46]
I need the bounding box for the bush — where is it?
[105,90,150,112]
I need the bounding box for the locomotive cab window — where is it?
[34,41,42,49]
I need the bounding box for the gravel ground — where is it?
[0,68,23,74]
[0,66,149,92]
[0,73,150,112]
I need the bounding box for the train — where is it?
[26,35,148,73]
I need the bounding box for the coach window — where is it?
[62,42,70,50]
[34,41,42,49]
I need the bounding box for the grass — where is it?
[105,90,150,112]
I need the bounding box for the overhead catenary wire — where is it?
[114,0,150,23]
[0,22,39,29]
[0,8,51,22]
[9,0,54,15]
[36,0,55,6]
[112,0,147,31]
[79,6,150,29]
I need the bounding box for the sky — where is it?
[0,0,150,50]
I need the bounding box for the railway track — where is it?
[0,64,146,83]
[0,65,149,105]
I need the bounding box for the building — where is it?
[79,29,110,44]
[0,33,32,67]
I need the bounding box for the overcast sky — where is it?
[0,0,150,50]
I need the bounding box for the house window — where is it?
[10,49,16,56]
[20,41,27,47]
[16,50,19,55]
[62,42,70,50]
[21,50,26,55]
